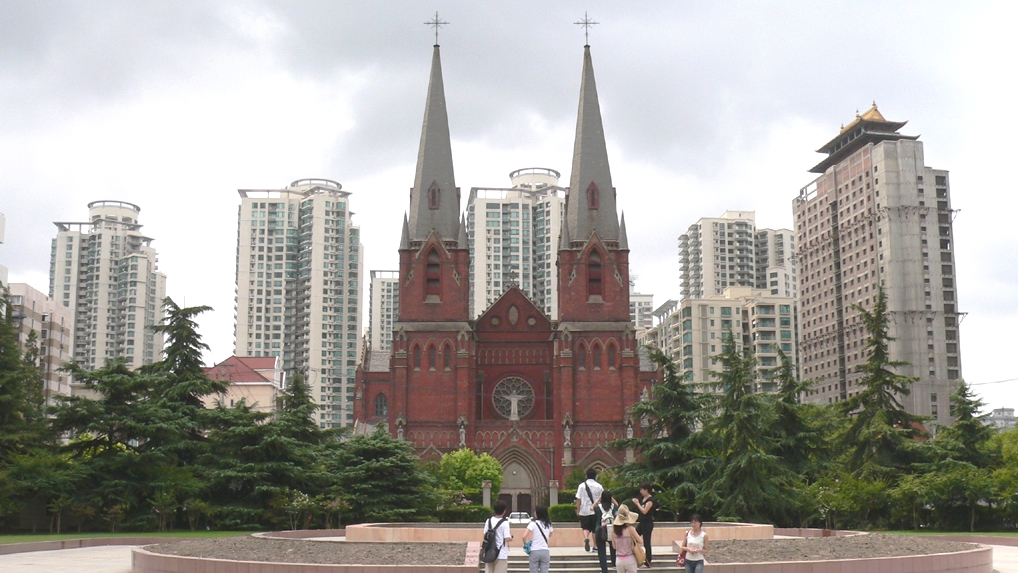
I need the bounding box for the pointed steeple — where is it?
[458,214,468,248]
[407,45,459,245]
[619,211,629,250]
[565,45,619,246]
[400,213,410,250]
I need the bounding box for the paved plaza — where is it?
[0,541,1016,573]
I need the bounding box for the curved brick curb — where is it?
[346,521,773,547]
[253,529,346,540]
[0,537,195,556]
[131,541,481,573]
[699,545,991,573]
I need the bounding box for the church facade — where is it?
[353,43,657,514]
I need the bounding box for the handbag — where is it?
[523,540,532,555]
[630,526,646,565]
[677,550,687,567]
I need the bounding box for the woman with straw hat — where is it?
[610,505,645,573]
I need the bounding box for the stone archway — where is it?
[495,447,546,515]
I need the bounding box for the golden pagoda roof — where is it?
[840,102,888,135]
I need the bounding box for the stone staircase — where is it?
[484,551,683,573]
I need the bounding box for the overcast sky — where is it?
[2,1,1015,411]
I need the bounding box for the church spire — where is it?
[407,45,459,245]
[400,213,410,250]
[565,45,619,246]
[619,211,629,250]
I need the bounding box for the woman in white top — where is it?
[523,505,554,573]
[679,513,709,573]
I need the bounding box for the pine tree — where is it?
[700,331,800,523]
[613,346,710,501]
[0,289,49,462]
[934,381,996,468]
[838,286,924,477]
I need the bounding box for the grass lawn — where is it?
[881,530,1018,538]
[0,530,249,544]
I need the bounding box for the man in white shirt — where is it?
[574,468,604,552]
[483,500,513,573]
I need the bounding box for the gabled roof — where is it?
[204,356,272,383]
[475,286,552,341]
[235,356,277,370]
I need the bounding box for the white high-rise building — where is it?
[0,212,8,286]
[367,270,399,352]
[234,179,363,429]
[8,283,73,405]
[629,284,654,330]
[466,168,566,318]
[51,201,166,370]
[678,211,797,300]
[794,104,963,426]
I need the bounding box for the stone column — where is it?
[548,480,559,506]
[482,480,492,508]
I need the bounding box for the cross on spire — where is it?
[574,11,599,46]
[425,11,449,46]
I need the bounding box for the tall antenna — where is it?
[574,11,599,46]
[425,11,450,46]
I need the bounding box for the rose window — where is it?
[492,377,535,421]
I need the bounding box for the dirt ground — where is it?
[708,534,978,563]
[146,537,468,565]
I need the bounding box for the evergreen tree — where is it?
[933,381,996,468]
[0,289,49,462]
[699,331,800,523]
[613,346,711,504]
[838,286,924,477]
[771,349,826,478]
[330,428,435,523]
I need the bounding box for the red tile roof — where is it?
[235,356,278,370]
[204,356,271,383]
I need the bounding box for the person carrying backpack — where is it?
[594,489,619,573]
[481,500,513,573]
[575,468,604,552]
[522,505,554,573]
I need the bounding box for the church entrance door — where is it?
[501,461,533,516]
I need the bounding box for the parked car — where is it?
[508,511,530,525]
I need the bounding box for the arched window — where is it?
[425,248,441,299]
[588,250,602,298]
[374,393,388,417]
[587,182,599,210]
[443,344,452,369]
[428,182,440,209]
[576,345,586,369]
[592,344,602,370]
[608,344,617,369]
[413,346,421,370]
[428,345,437,371]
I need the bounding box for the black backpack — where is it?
[480,516,508,563]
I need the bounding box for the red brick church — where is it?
[354,42,657,513]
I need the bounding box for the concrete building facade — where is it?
[639,287,797,391]
[794,104,962,425]
[234,179,363,428]
[368,270,400,352]
[466,169,566,319]
[629,285,654,331]
[8,283,73,405]
[987,408,1016,430]
[50,200,166,371]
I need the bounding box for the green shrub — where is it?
[549,503,577,522]
[437,504,492,523]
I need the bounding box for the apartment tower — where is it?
[234,179,363,428]
[794,104,961,424]
[679,211,797,301]
[367,270,399,352]
[465,168,566,318]
[8,283,73,405]
[51,201,166,370]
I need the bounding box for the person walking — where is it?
[632,482,656,568]
[575,468,604,552]
[679,513,709,573]
[482,500,513,573]
[523,505,553,573]
[594,490,619,573]
[610,505,644,573]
